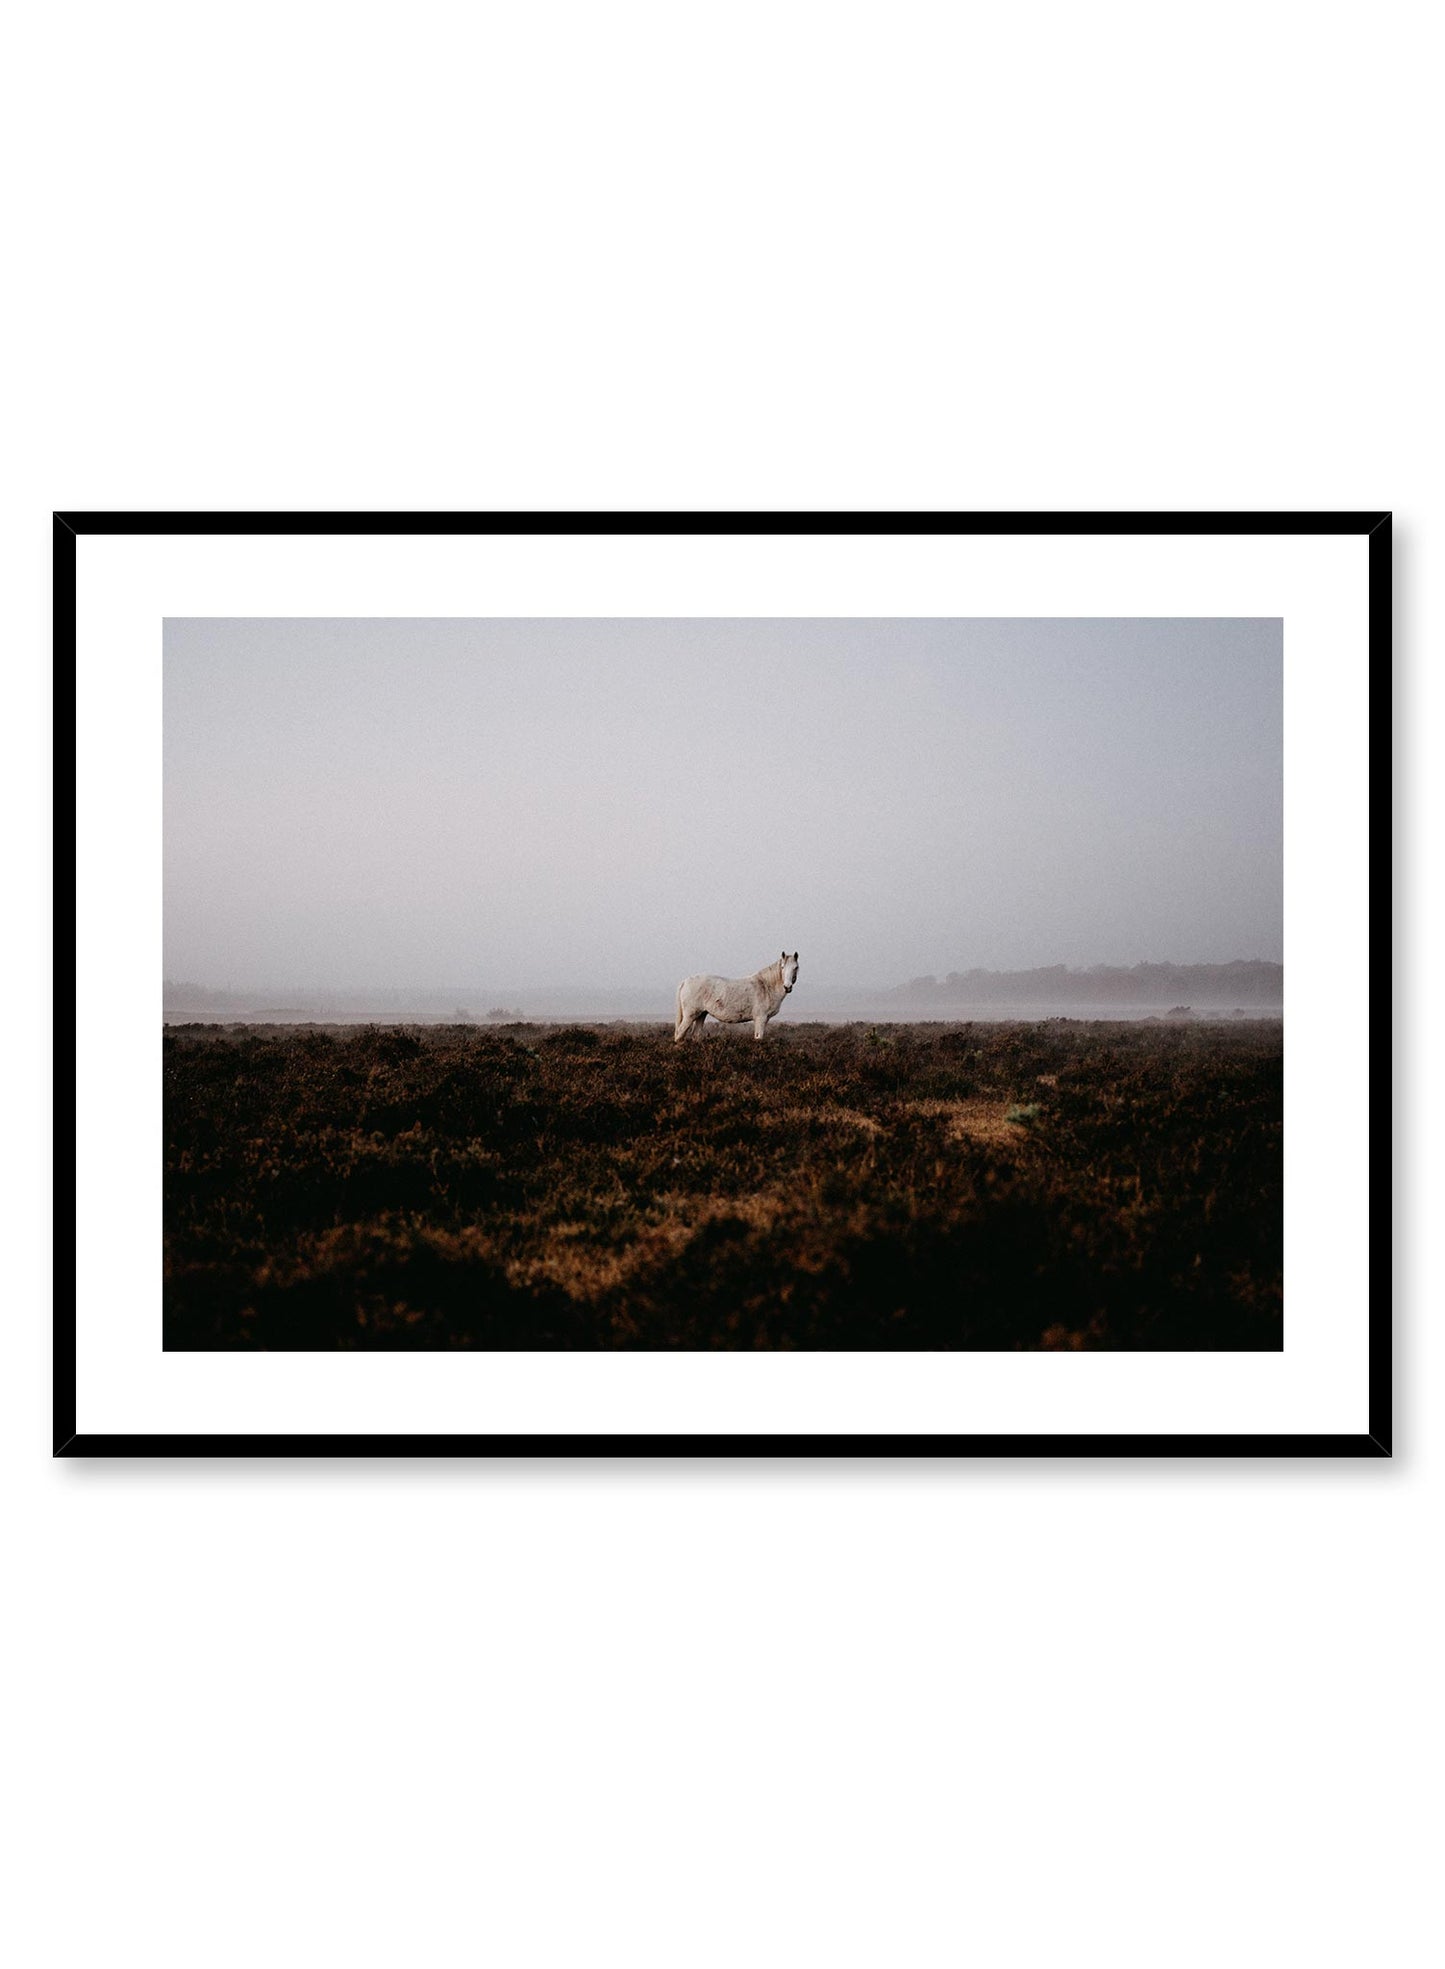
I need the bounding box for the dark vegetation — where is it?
[163,1020,1283,1352]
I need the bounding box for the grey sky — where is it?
[164,617,1282,991]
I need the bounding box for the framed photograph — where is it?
[56,512,1388,1456]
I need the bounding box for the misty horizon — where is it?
[165,616,1282,993]
[164,955,1284,998]
[163,958,1285,1030]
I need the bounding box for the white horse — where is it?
[675,951,800,1042]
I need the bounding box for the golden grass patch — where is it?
[906,1097,1031,1148]
[783,1105,885,1137]
[514,1190,787,1300]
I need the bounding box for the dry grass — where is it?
[515,1189,787,1300]
[163,1017,1283,1351]
[904,1097,1029,1147]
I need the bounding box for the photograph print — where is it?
[163,614,1283,1355]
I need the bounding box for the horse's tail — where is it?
[674,979,685,1040]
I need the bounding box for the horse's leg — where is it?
[753,1013,768,1041]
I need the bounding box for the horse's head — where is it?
[781,951,800,993]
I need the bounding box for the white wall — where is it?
[6,5,1435,1965]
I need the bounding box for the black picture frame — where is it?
[55,510,1390,1457]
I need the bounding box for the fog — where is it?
[164,617,1281,998]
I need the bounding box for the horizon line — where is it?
[164,957,1285,1000]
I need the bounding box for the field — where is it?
[163,1019,1282,1351]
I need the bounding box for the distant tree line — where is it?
[884,961,1283,1007]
